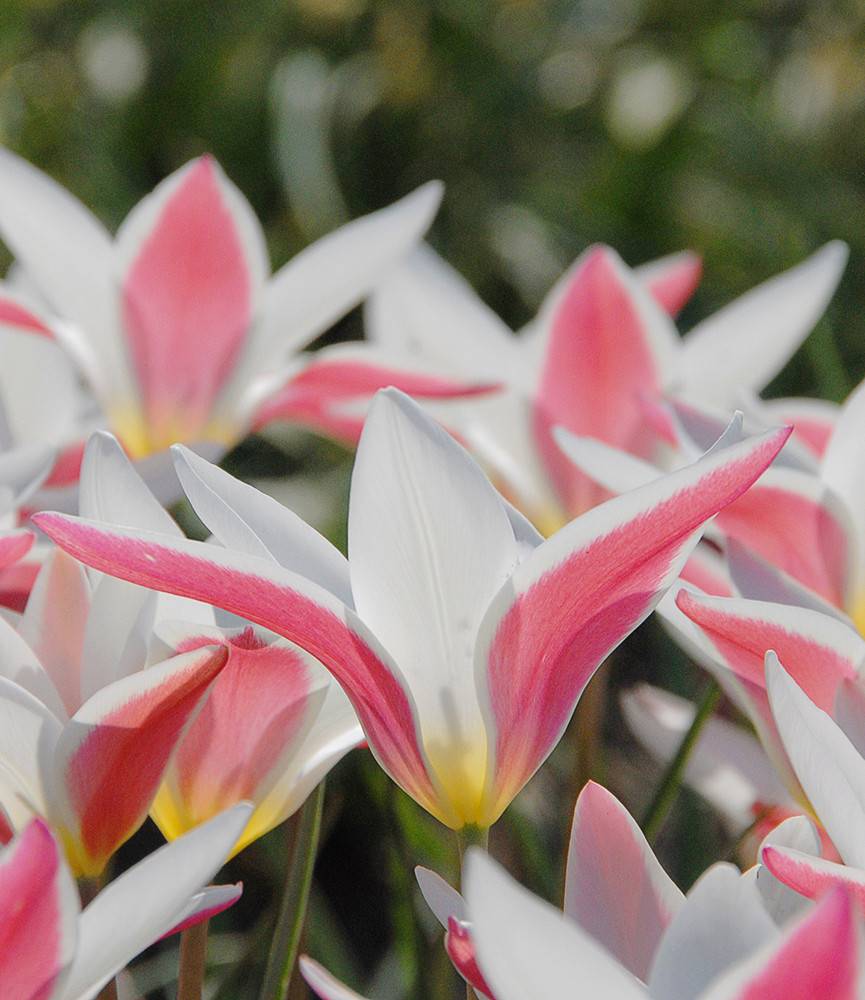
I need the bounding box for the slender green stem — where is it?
[177,920,210,1000]
[456,824,489,867]
[258,781,326,1000]
[641,680,722,844]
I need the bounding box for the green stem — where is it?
[258,781,326,1000]
[641,681,722,844]
[455,824,489,867]
[177,920,209,1000]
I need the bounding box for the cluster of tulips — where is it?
[0,142,862,999]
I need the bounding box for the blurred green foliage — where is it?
[2,0,863,996]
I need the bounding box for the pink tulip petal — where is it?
[33,514,440,824]
[119,156,264,445]
[0,293,53,337]
[676,591,863,712]
[253,352,497,446]
[533,246,677,514]
[56,644,229,876]
[0,530,34,571]
[714,475,851,606]
[446,917,495,998]
[43,441,86,489]
[477,425,790,821]
[636,250,702,316]
[300,958,371,1000]
[761,845,865,908]
[159,628,327,832]
[0,819,78,1000]
[564,782,683,980]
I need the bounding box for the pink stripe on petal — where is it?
[160,882,243,939]
[61,645,228,876]
[0,296,52,337]
[169,630,318,824]
[533,247,670,515]
[676,591,860,712]
[730,886,858,1000]
[121,157,253,443]
[33,515,440,823]
[480,426,791,821]
[564,782,682,981]
[715,484,849,607]
[254,357,497,446]
[446,917,495,999]
[0,820,75,1000]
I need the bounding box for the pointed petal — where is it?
[62,803,251,1000]
[415,866,467,928]
[0,615,65,721]
[635,250,702,315]
[465,849,646,1000]
[300,958,371,1000]
[53,644,228,876]
[0,284,53,337]
[116,156,267,446]
[647,864,778,1000]
[754,396,838,460]
[0,530,34,571]
[564,781,683,980]
[172,443,352,605]
[704,887,861,1000]
[761,844,865,909]
[349,389,519,824]
[0,819,78,1000]
[677,242,848,403]
[19,550,90,718]
[532,246,678,514]
[446,917,495,998]
[675,591,865,712]
[33,513,441,823]
[160,882,243,939]
[475,425,791,823]
[766,652,865,869]
[755,816,823,925]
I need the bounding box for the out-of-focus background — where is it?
[2,1,862,996]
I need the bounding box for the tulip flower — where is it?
[0,149,489,503]
[36,389,788,830]
[0,545,229,876]
[1,804,250,1000]
[149,621,362,856]
[351,240,845,524]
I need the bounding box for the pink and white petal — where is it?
[752,396,839,461]
[0,819,78,1000]
[116,156,268,445]
[676,591,865,711]
[300,958,372,1000]
[0,283,53,337]
[766,653,865,869]
[52,643,229,876]
[0,530,34,571]
[465,849,647,1000]
[680,545,735,597]
[713,469,853,607]
[0,149,116,382]
[19,550,90,718]
[754,816,822,926]
[621,684,791,833]
[172,443,352,605]
[32,514,443,824]
[159,882,243,939]
[475,425,790,824]
[154,628,329,841]
[251,344,497,447]
[237,181,442,385]
[0,615,65,721]
[635,250,702,316]
[62,803,251,1000]
[703,887,861,1000]
[446,917,495,998]
[676,241,849,404]
[364,243,521,384]
[532,246,679,514]
[415,866,467,928]
[349,390,520,824]
[564,781,683,980]
[726,539,852,624]
[761,844,865,909]
[647,864,778,1000]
